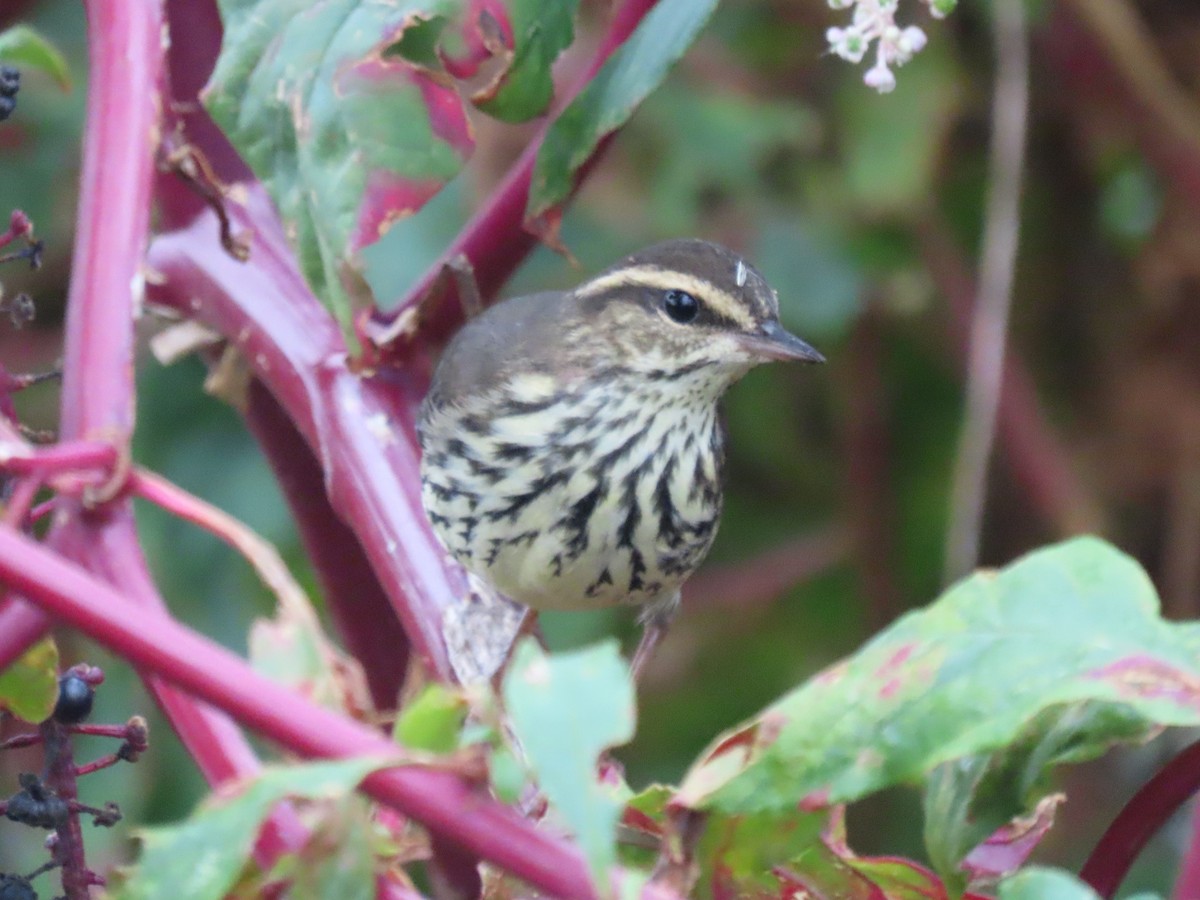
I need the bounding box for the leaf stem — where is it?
[374,0,665,347]
[1080,737,1200,897]
[0,524,680,900]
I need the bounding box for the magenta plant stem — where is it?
[242,379,410,710]
[1080,737,1200,897]
[0,440,116,477]
[147,192,461,678]
[0,524,680,900]
[385,0,662,343]
[58,0,157,440]
[0,0,317,874]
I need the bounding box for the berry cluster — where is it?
[0,667,144,899]
[0,66,18,122]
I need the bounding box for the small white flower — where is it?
[899,25,928,54]
[864,59,897,92]
[827,0,946,93]
[827,25,869,63]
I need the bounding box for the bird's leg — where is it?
[631,591,681,681]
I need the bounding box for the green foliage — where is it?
[0,637,58,723]
[392,683,468,753]
[204,0,472,339]
[502,639,635,884]
[996,867,1153,900]
[527,0,721,228]
[473,0,579,121]
[111,757,393,900]
[837,41,961,217]
[679,538,1200,815]
[0,24,71,89]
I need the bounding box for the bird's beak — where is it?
[738,320,825,363]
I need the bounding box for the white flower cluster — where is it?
[826,0,954,93]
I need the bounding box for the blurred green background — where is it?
[3,0,1199,894]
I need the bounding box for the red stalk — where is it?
[0,524,680,900]
[0,440,116,477]
[0,0,316,871]
[379,0,664,344]
[241,380,410,708]
[146,192,462,679]
[1080,738,1200,898]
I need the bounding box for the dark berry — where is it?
[0,874,36,900]
[52,673,93,724]
[0,95,14,123]
[4,775,68,830]
[0,67,19,95]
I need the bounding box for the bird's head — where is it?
[567,239,824,398]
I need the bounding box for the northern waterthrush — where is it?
[418,239,824,674]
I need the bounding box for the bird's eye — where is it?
[663,289,699,324]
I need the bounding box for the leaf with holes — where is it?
[502,639,634,885]
[677,538,1200,876]
[471,0,579,121]
[111,756,394,900]
[204,0,474,338]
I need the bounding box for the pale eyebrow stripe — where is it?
[573,264,755,328]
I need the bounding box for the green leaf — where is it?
[753,217,865,341]
[1099,159,1162,246]
[248,590,369,715]
[527,0,720,231]
[204,0,474,338]
[393,683,468,753]
[678,538,1200,820]
[0,25,71,90]
[837,39,961,217]
[283,796,377,900]
[699,807,827,897]
[111,756,393,900]
[473,0,579,122]
[924,700,1135,885]
[502,639,635,884]
[997,867,1104,900]
[0,638,58,723]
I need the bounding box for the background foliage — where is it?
[4,0,1200,895]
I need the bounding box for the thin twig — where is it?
[943,0,1030,584]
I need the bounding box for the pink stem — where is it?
[242,380,409,711]
[58,1,157,441]
[146,194,460,678]
[0,0,313,869]
[375,0,664,345]
[152,0,410,702]
[0,440,116,477]
[0,524,680,900]
[1079,738,1200,898]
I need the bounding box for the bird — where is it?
[418,239,824,677]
